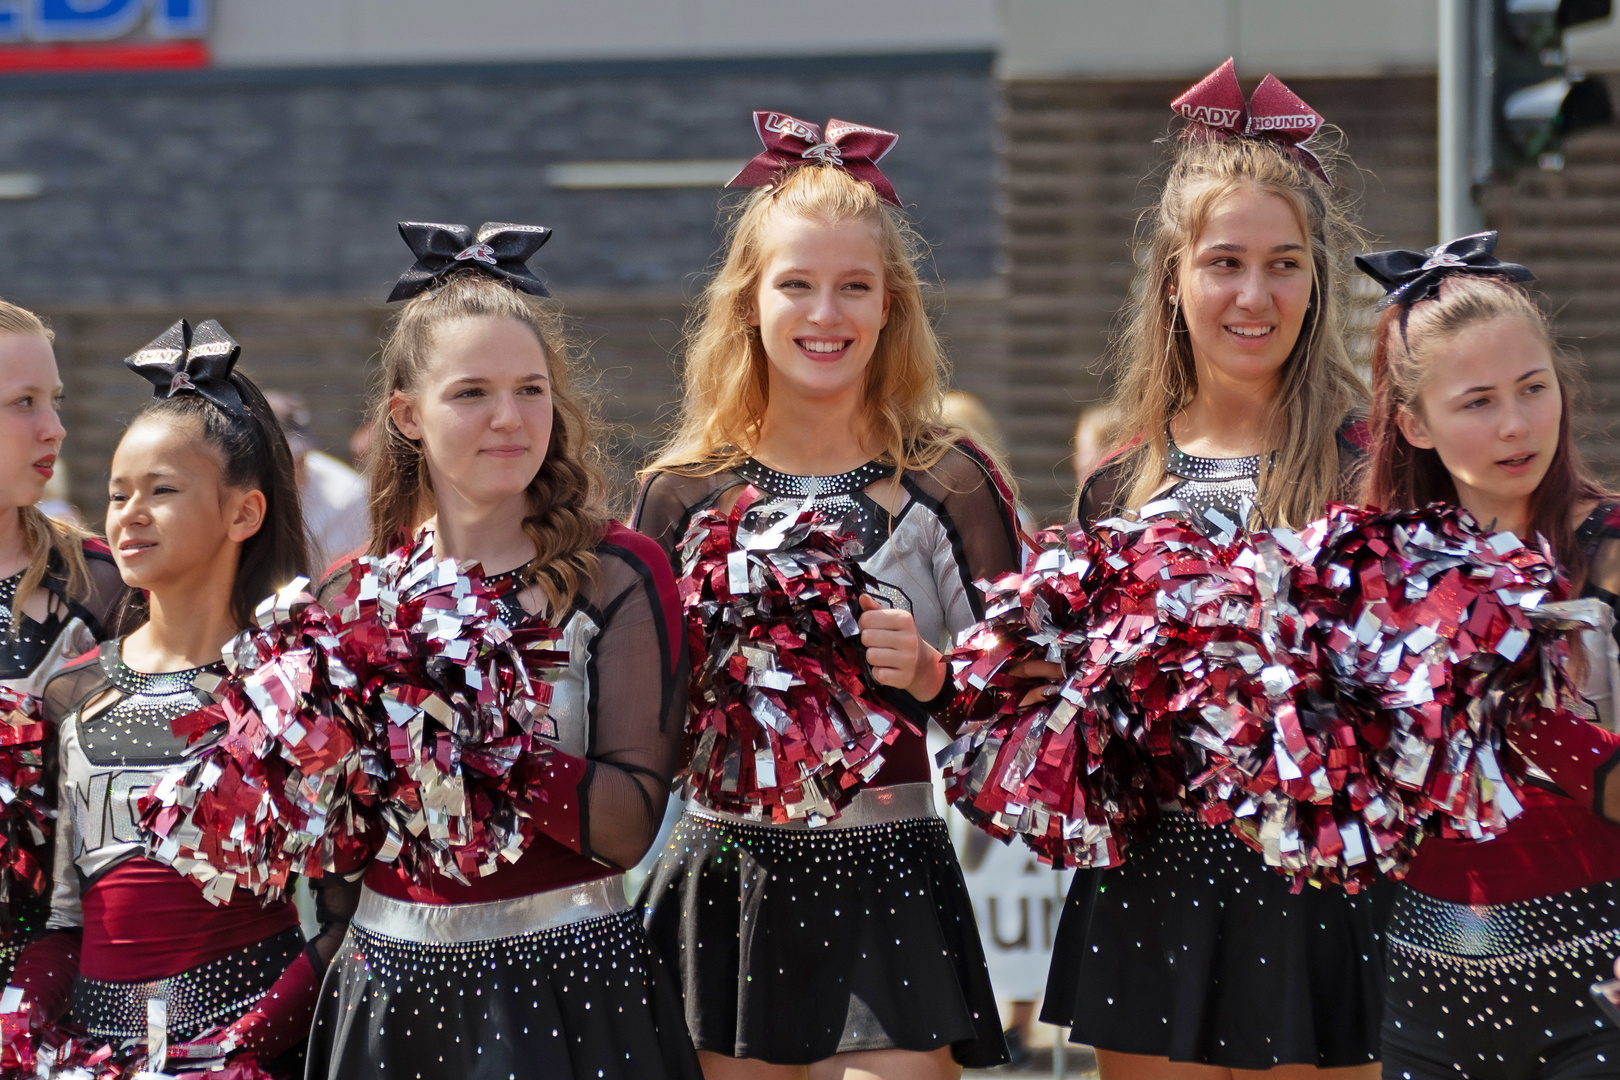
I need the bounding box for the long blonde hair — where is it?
[0,301,90,630]
[1104,134,1366,527]
[646,163,966,479]
[367,272,608,614]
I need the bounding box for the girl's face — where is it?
[1176,186,1314,393]
[0,334,64,512]
[390,316,553,511]
[106,415,265,593]
[1398,316,1562,523]
[750,214,891,408]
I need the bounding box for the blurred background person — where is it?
[264,391,367,574]
[1072,402,1119,491]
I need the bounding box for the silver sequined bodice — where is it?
[1163,437,1260,522]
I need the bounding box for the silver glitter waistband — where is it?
[352,875,629,945]
[1387,883,1620,967]
[691,781,937,830]
[73,927,303,1039]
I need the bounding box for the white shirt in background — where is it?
[302,451,368,575]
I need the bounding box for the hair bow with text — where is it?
[1172,58,1329,183]
[124,319,247,418]
[727,111,901,207]
[387,221,552,303]
[1355,231,1535,309]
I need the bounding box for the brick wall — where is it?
[0,53,997,303]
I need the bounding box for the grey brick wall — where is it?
[0,52,997,306]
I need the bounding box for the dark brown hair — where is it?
[127,370,310,628]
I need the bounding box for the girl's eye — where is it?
[777,278,810,290]
[456,388,485,399]
[14,396,29,408]
[1274,259,1300,271]
[843,282,871,293]
[1465,397,1489,409]
[519,385,547,396]
[1524,382,1546,395]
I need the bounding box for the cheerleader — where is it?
[305,223,701,1080]
[633,112,1017,1078]
[1355,234,1620,1079]
[1036,62,1383,1076]
[7,320,339,1070]
[0,301,124,993]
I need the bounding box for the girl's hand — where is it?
[1009,658,1064,708]
[857,594,947,701]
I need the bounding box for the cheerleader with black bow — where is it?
[305,223,701,1080]
[1355,234,1620,1079]
[9,323,342,1074]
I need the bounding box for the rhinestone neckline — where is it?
[1165,433,1261,483]
[100,639,223,697]
[734,458,895,499]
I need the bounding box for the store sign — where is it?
[0,0,205,41]
[0,1,208,72]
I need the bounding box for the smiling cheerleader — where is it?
[632,112,1018,1079]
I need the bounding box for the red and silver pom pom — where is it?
[680,488,914,824]
[0,687,52,912]
[1273,504,1594,874]
[321,530,568,884]
[939,512,1261,868]
[139,580,376,904]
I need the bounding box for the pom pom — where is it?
[137,579,377,904]
[679,488,915,824]
[0,688,53,914]
[1261,503,1594,882]
[0,1014,276,1079]
[937,512,1253,867]
[320,530,568,884]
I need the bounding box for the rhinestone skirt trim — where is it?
[72,926,304,1040]
[1387,882,1620,969]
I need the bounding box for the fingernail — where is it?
[1042,685,1059,698]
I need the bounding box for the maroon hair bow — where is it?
[1171,58,1329,184]
[727,111,901,207]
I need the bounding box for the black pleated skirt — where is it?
[306,909,701,1080]
[1041,811,1387,1069]
[637,807,1008,1068]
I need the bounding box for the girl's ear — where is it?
[226,488,268,544]
[1396,407,1436,450]
[390,390,423,442]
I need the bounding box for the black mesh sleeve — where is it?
[571,536,689,869]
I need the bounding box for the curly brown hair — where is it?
[367,271,609,614]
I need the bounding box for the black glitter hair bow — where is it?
[124,319,246,418]
[1355,231,1535,309]
[387,221,552,303]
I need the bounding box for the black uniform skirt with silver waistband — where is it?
[1041,811,1387,1069]
[636,782,1007,1067]
[1382,880,1620,1080]
[306,875,701,1080]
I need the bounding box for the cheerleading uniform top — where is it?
[633,441,1021,788]
[1401,501,1620,905]
[322,522,688,906]
[7,636,342,1060]
[0,539,124,697]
